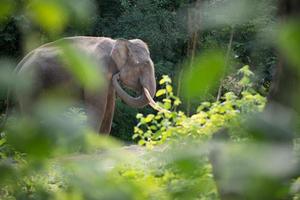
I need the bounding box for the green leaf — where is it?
[164,102,171,110]
[197,102,211,112]
[238,65,254,77]
[0,0,15,23]
[136,113,143,119]
[150,125,157,130]
[278,21,300,70]
[132,134,139,139]
[183,50,227,98]
[29,1,69,34]
[166,85,173,93]
[134,127,141,133]
[0,138,6,146]
[59,42,103,91]
[156,89,166,97]
[155,115,162,120]
[138,139,146,146]
[159,75,172,84]
[145,114,155,123]
[224,92,237,101]
[174,99,182,106]
[162,99,171,103]
[239,77,251,86]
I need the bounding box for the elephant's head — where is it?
[111,39,156,108]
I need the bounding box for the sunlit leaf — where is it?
[162,99,171,103]
[136,113,143,119]
[197,102,211,112]
[159,75,172,84]
[150,125,157,130]
[145,114,155,123]
[138,139,146,146]
[0,137,6,146]
[156,89,166,97]
[164,102,171,110]
[132,133,139,139]
[166,85,173,93]
[239,76,251,86]
[238,65,254,77]
[174,98,182,106]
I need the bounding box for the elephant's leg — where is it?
[100,86,116,134]
[84,92,108,133]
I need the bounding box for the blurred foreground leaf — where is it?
[59,42,104,92]
[27,0,69,34]
[183,50,226,98]
[26,0,96,35]
[0,0,15,23]
[183,0,276,31]
[210,141,295,199]
[5,99,116,159]
[278,21,300,69]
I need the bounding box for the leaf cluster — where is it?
[134,67,266,147]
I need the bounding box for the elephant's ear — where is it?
[128,39,150,64]
[110,39,128,70]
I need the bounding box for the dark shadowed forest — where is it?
[0,0,300,199]
[0,0,277,140]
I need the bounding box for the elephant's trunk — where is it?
[112,73,156,108]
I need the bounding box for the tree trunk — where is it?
[268,0,300,112]
[186,0,202,116]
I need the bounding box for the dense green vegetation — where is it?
[134,66,266,147]
[0,0,277,140]
[1,0,300,199]
[0,69,267,199]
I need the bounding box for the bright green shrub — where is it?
[125,66,267,200]
[0,66,268,200]
[134,66,266,147]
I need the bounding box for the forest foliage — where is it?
[0,0,277,140]
[1,0,300,200]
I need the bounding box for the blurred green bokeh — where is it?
[183,50,227,98]
[1,0,300,199]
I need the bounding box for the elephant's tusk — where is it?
[143,88,171,113]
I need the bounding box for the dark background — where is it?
[0,0,277,140]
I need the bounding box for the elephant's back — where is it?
[16,40,80,96]
[16,36,112,94]
[17,44,64,80]
[17,36,112,72]
[38,36,113,54]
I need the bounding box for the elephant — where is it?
[15,36,157,134]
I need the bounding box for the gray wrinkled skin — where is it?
[17,36,156,134]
